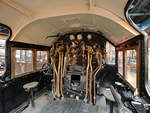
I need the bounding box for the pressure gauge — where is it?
[69,34,75,40]
[87,34,92,40]
[77,34,83,40]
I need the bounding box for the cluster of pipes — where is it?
[49,34,106,105]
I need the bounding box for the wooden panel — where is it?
[117,46,140,93]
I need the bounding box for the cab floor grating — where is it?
[39,98,107,113]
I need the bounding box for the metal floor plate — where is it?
[40,98,107,113]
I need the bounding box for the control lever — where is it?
[110,85,132,113]
[143,104,150,109]
[0,79,5,83]
[131,101,150,112]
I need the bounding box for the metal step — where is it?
[9,101,29,113]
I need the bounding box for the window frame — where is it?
[117,46,140,91]
[11,47,36,78]
[11,47,50,78]
[0,39,6,76]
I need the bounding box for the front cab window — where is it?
[0,25,10,77]
[106,42,115,65]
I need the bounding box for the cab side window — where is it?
[0,25,10,76]
[11,48,49,78]
[148,36,150,87]
[125,50,137,88]
[117,47,139,89]
[15,50,33,76]
[11,48,34,78]
[0,39,6,76]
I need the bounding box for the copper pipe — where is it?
[51,57,58,97]
[93,52,103,105]
[56,51,62,97]
[61,45,69,99]
[51,80,57,99]
[92,66,100,77]
[86,46,93,104]
[63,56,67,77]
[51,57,60,97]
[84,46,93,103]
[50,44,64,99]
[93,65,102,104]
[84,49,90,102]
[89,54,93,104]
[51,57,58,79]
[60,52,64,99]
[51,61,56,99]
[51,52,61,98]
[50,57,58,99]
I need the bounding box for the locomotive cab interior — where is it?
[0,0,150,113]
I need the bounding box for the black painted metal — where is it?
[0,23,12,37]
[129,0,150,24]
[30,88,35,107]
[124,0,150,101]
[0,40,51,113]
[4,41,50,79]
[0,71,50,113]
[59,31,116,47]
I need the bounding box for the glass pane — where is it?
[148,37,150,87]
[106,42,115,65]
[125,50,137,88]
[118,51,123,75]
[15,50,33,75]
[0,39,6,76]
[36,51,48,70]
[0,25,10,76]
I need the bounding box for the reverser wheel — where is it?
[41,63,52,76]
[41,62,53,91]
